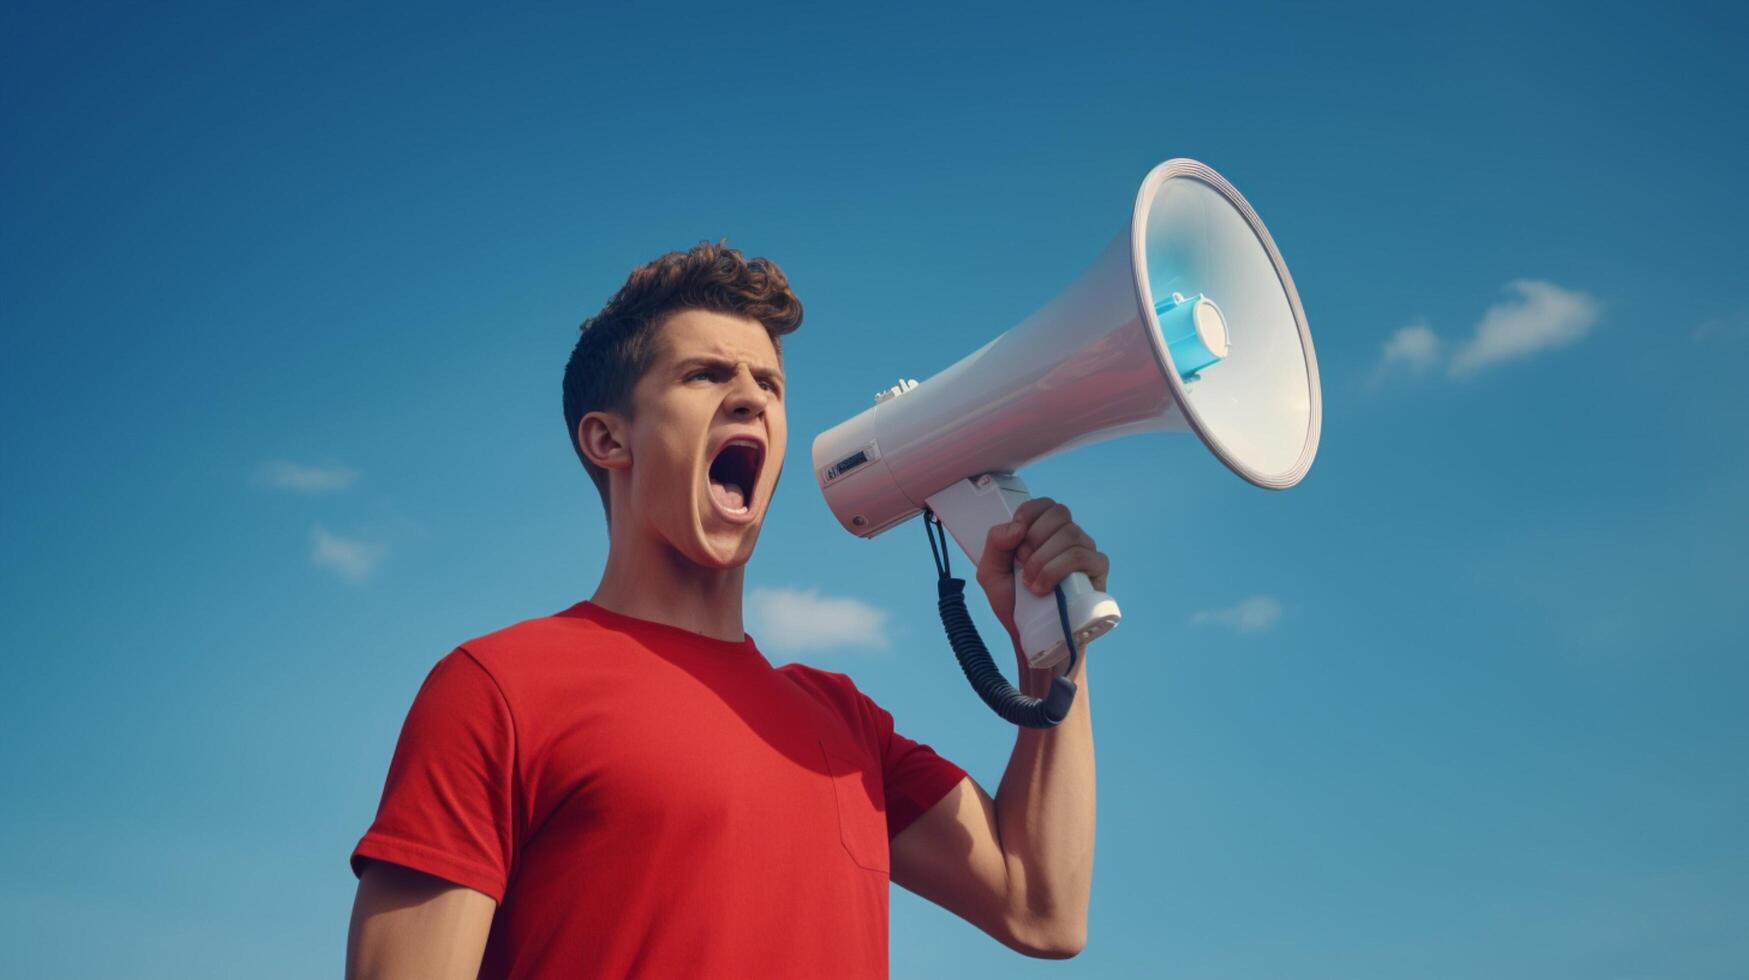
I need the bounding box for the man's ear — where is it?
[578,410,632,471]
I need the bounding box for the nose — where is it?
[725,365,769,419]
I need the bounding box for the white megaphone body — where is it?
[812,159,1322,725]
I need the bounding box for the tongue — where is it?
[709,478,747,512]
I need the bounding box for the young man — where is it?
[346,242,1107,978]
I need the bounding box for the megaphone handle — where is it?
[922,472,1122,670]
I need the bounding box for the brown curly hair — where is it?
[563,240,803,525]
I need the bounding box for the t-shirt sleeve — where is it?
[857,690,969,840]
[350,648,517,902]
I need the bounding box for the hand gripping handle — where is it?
[923,473,1122,671]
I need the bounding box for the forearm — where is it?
[992,637,1095,950]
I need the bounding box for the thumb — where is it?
[981,520,1026,570]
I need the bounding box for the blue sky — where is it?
[3,1,1746,976]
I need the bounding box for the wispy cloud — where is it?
[1372,320,1441,383]
[1693,309,1749,344]
[311,525,385,582]
[1449,279,1600,378]
[1370,281,1601,384]
[254,459,358,493]
[748,586,891,654]
[1191,595,1283,633]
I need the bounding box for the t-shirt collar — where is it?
[561,600,763,656]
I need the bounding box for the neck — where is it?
[588,513,746,644]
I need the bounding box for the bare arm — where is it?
[890,650,1093,957]
[346,862,497,980]
[890,497,1102,957]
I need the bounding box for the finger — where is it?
[1019,502,1074,560]
[1021,524,1097,583]
[1011,496,1058,528]
[977,519,1029,584]
[1028,546,1111,596]
[1008,497,1057,565]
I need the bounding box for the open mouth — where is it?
[707,440,763,516]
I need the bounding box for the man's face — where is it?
[618,309,787,568]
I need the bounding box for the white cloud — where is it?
[254,460,357,493]
[1373,320,1442,381]
[748,586,891,654]
[1449,279,1600,378]
[1191,595,1283,633]
[311,525,385,582]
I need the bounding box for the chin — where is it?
[688,505,762,568]
[692,538,757,571]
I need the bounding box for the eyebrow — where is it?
[676,356,785,388]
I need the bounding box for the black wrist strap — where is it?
[924,508,1078,728]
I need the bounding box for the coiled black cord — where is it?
[925,507,1079,728]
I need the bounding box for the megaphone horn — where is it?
[812,158,1322,726]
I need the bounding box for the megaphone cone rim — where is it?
[1129,158,1324,490]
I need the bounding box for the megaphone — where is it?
[812,159,1322,727]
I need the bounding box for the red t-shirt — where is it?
[350,600,968,978]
